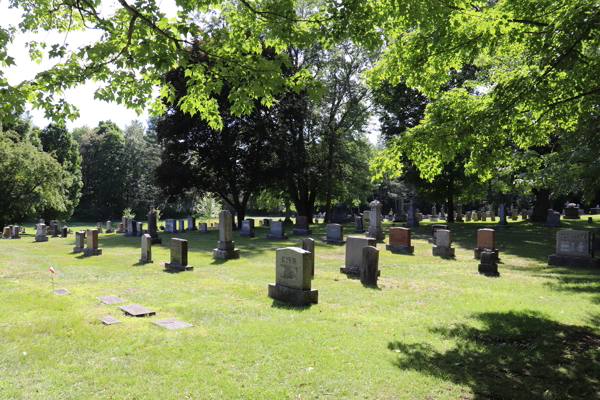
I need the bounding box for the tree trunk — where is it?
[530,188,550,222]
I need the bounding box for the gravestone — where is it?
[165,219,176,233]
[147,210,162,244]
[116,222,126,234]
[212,210,240,259]
[490,210,496,222]
[2,226,11,239]
[187,217,197,231]
[455,204,463,222]
[239,220,255,238]
[511,209,518,221]
[363,210,371,223]
[360,246,379,286]
[591,207,600,215]
[432,230,455,257]
[263,218,271,227]
[301,237,316,277]
[548,230,600,268]
[341,236,377,275]
[122,216,129,233]
[428,224,448,245]
[465,211,472,222]
[140,234,153,263]
[331,202,352,223]
[496,204,509,228]
[268,247,318,306]
[589,217,593,223]
[96,222,103,233]
[407,200,419,228]
[118,304,155,317]
[546,213,561,227]
[153,318,193,330]
[322,224,346,245]
[35,223,48,242]
[178,220,186,233]
[198,222,208,234]
[10,225,20,239]
[474,228,499,260]
[292,216,312,235]
[99,316,121,325]
[478,250,500,276]
[386,227,414,254]
[354,216,365,233]
[165,238,193,271]
[432,205,437,216]
[521,210,528,220]
[481,212,487,222]
[366,200,385,241]
[61,226,68,238]
[51,222,59,237]
[73,230,86,253]
[106,220,113,233]
[83,229,102,256]
[266,221,288,240]
[136,222,143,237]
[125,220,137,237]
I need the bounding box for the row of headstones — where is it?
[2,225,23,239]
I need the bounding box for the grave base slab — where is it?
[474,248,500,260]
[83,248,103,256]
[72,247,84,253]
[547,254,600,268]
[164,262,193,271]
[268,284,318,306]
[292,229,312,235]
[321,239,346,245]
[118,304,155,317]
[212,248,240,259]
[432,246,455,257]
[386,244,414,254]
[478,263,500,276]
[35,236,48,242]
[139,258,153,264]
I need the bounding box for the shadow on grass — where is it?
[388,310,600,400]
[537,267,600,305]
[270,300,315,311]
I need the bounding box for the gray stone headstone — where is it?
[73,230,86,253]
[199,222,208,233]
[213,210,240,259]
[301,237,315,277]
[165,238,192,271]
[496,204,509,228]
[153,318,193,330]
[147,211,162,244]
[140,234,153,263]
[266,221,288,239]
[355,216,364,233]
[268,247,318,306]
[555,230,594,258]
[366,200,385,240]
[292,216,312,235]
[341,236,377,275]
[240,220,255,238]
[106,220,113,233]
[165,219,176,233]
[35,223,48,242]
[546,213,561,227]
[432,230,455,257]
[96,222,103,233]
[122,216,129,232]
[360,246,379,286]
[187,217,197,230]
[322,223,345,244]
[178,220,186,233]
[407,201,419,228]
[83,229,102,256]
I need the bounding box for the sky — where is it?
[1,1,379,143]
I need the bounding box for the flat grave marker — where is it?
[152,318,194,330]
[118,304,156,317]
[97,295,127,305]
[53,289,70,295]
[99,316,121,325]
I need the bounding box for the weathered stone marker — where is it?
[239,220,255,238]
[496,204,509,228]
[268,247,318,306]
[125,220,137,237]
[60,226,68,238]
[548,230,600,268]
[198,222,208,233]
[153,318,193,330]
[140,234,153,263]
[546,213,561,227]
[212,210,240,259]
[165,219,176,233]
[263,218,271,227]
[147,210,162,244]
[106,220,113,233]
[35,223,48,242]
[96,222,103,233]
[187,217,197,230]
[178,219,186,233]
[2,226,10,239]
[341,236,377,275]
[432,230,455,257]
[363,210,371,223]
[301,237,316,277]
[83,229,102,256]
[73,230,86,253]
[407,200,419,228]
[386,227,414,254]
[118,304,155,317]
[292,216,312,235]
[455,204,463,222]
[428,224,448,244]
[165,238,193,271]
[266,221,288,240]
[366,200,385,240]
[354,216,365,233]
[478,250,500,276]
[116,223,125,234]
[322,223,346,245]
[122,216,129,233]
[360,245,379,286]
[474,228,499,260]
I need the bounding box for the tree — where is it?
[0,129,75,227]
[38,123,82,221]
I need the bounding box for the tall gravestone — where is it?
[35,223,48,242]
[178,220,186,233]
[122,216,129,233]
[106,220,113,233]
[366,200,385,241]
[386,227,414,254]
[496,204,509,228]
[212,210,240,259]
[354,216,365,233]
[61,226,68,238]
[360,246,379,286]
[301,237,316,277]
[455,204,463,222]
[432,230,455,257]
[239,220,255,238]
[83,229,102,256]
[394,198,407,222]
[140,234,153,263]
[407,200,419,228]
[51,222,59,238]
[72,230,86,253]
[136,222,143,237]
[268,247,318,305]
[266,221,288,240]
[165,238,192,270]
[147,210,162,244]
[96,222,103,233]
[322,223,346,245]
[341,236,377,275]
[126,220,137,237]
[292,216,312,235]
[187,217,197,231]
[548,230,600,268]
[474,228,499,260]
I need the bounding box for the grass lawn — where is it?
[1,217,599,399]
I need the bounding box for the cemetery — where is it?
[2,0,600,397]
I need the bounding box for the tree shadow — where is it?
[538,267,600,305]
[388,310,600,400]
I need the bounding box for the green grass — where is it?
[1,217,599,399]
